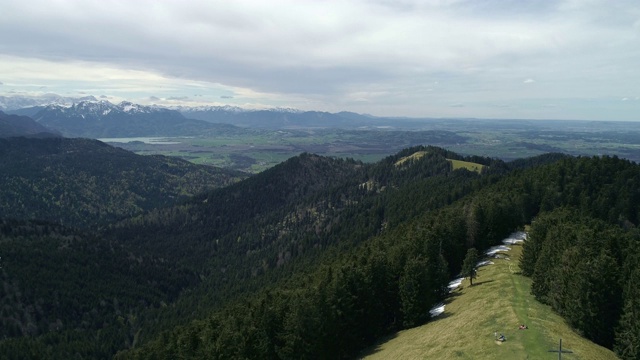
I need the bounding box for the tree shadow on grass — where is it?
[471,279,495,286]
[430,311,453,322]
[358,332,399,358]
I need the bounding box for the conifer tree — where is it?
[461,248,479,286]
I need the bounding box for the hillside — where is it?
[117,152,640,360]
[0,137,246,227]
[0,147,638,359]
[0,220,193,359]
[362,239,617,359]
[0,111,60,138]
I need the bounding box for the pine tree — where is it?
[399,256,430,328]
[615,267,640,360]
[461,248,479,286]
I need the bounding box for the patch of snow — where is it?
[486,245,511,256]
[502,231,527,245]
[118,101,150,113]
[448,277,463,292]
[429,303,445,318]
[476,260,494,267]
[173,105,247,112]
[266,106,302,113]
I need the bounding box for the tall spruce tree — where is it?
[461,248,479,286]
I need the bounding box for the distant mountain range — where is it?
[2,95,433,137]
[177,106,390,129]
[7,100,246,138]
[0,94,99,111]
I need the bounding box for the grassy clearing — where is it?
[395,151,428,166]
[361,244,617,360]
[448,159,485,173]
[393,151,485,174]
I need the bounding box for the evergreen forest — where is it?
[0,137,638,359]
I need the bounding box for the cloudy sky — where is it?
[1,0,639,120]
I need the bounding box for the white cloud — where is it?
[0,0,638,120]
[523,78,536,84]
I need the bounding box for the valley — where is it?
[7,101,640,173]
[100,118,640,173]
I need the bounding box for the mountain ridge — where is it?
[0,110,61,138]
[0,137,247,227]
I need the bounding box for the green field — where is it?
[448,159,485,173]
[361,244,617,360]
[101,120,640,173]
[395,151,428,166]
[395,152,484,174]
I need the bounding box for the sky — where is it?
[0,0,639,120]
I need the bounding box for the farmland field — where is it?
[101,119,640,172]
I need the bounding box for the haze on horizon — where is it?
[0,0,639,121]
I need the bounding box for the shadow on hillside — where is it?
[430,311,453,322]
[471,279,495,286]
[359,332,399,358]
[358,297,458,358]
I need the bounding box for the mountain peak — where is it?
[0,94,99,110]
[117,101,152,113]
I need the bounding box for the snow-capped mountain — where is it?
[0,94,98,111]
[25,100,244,138]
[170,105,248,113]
[265,107,303,114]
[3,96,396,131]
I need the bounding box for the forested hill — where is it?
[1,146,639,359]
[118,153,640,360]
[105,147,483,271]
[0,219,195,359]
[0,137,246,227]
[0,111,60,138]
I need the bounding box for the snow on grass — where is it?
[502,231,527,245]
[476,260,494,267]
[448,277,464,292]
[432,232,525,319]
[486,245,511,256]
[429,303,445,318]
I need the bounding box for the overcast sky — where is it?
[1,0,639,120]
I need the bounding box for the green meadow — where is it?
[448,159,485,173]
[362,244,617,360]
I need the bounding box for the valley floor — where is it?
[361,236,617,360]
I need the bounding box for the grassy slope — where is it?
[448,159,484,173]
[395,151,428,166]
[362,244,617,360]
[393,151,484,174]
